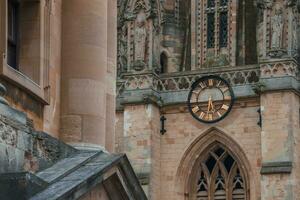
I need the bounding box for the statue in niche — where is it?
[257,0,273,9]
[271,8,284,49]
[292,16,298,55]
[134,10,147,63]
[118,25,128,74]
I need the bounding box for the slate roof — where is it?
[29,150,147,200]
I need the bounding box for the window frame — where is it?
[191,145,248,200]
[192,0,237,69]
[0,0,50,104]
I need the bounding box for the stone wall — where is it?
[116,98,262,199]
[0,103,76,174]
[261,91,300,200]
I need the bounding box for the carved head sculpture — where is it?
[274,6,283,15]
[136,10,146,27]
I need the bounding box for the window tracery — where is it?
[194,146,247,200]
[194,0,236,68]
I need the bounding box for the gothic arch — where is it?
[174,127,253,200]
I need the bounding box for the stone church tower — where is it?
[116,0,300,199]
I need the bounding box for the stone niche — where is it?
[117,0,160,73]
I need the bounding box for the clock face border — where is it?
[187,75,235,124]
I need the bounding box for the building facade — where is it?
[0,0,147,199]
[116,0,300,199]
[0,0,117,150]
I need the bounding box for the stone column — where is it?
[60,0,109,150]
[105,0,117,152]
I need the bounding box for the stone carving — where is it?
[0,121,16,146]
[285,0,297,7]
[117,0,160,74]
[257,0,273,9]
[117,66,260,96]
[271,8,284,49]
[118,26,128,75]
[134,10,147,63]
[292,16,298,56]
[261,61,298,77]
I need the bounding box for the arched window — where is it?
[193,145,247,200]
[190,0,257,69]
[160,52,168,73]
[196,0,231,67]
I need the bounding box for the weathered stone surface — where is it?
[36,151,100,184]
[0,172,47,200]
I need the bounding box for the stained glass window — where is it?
[207,0,215,8]
[220,0,228,7]
[195,145,247,200]
[219,12,228,47]
[205,0,228,49]
[207,13,215,48]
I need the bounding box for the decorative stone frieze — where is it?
[260,60,298,77]
[117,66,260,97]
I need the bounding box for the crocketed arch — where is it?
[174,127,253,200]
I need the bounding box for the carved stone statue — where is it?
[118,25,128,73]
[292,16,298,55]
[257,0,273,9]
[271,8,284,49]
[134,10,147,62]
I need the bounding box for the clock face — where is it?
[187,75,234,123]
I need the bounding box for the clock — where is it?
[187,75,234,123]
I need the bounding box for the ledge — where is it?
[260,161,293,174]
[1,61,50,105]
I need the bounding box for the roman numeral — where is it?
[207,113,213,121]
[192,106,200,113]
[221,87,229,93]
[199,112,206,119]
[208,79,214,87]
[199,82,206,89]
[221,104,229,111]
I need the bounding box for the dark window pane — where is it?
[197,172,207,192]
[223,154,235,172]
[207,0,215,8]
[214,147,225,157]
[7,0,19,69]
[219,12,228,48]
[7,42,17,69]
[207,13,215,48]
[205,155,216,173]
[160,53,168,74]
[220,0,228,7]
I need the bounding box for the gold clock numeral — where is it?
[217,111,222,117]
[208,79,214,87]
[224,95,231,100]
[208,113,213,121]
[192,106,200,113]
[199,82,207,89]
[221,104,229,111]
[199,112,206,119]
[216,80,222,87]
[221,87,229,93]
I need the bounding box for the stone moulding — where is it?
[260,161,293,174]
[117,65,261,97]
[260,60,299,78]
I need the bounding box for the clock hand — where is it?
[207,96,212,112]
[210,97,215,111]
